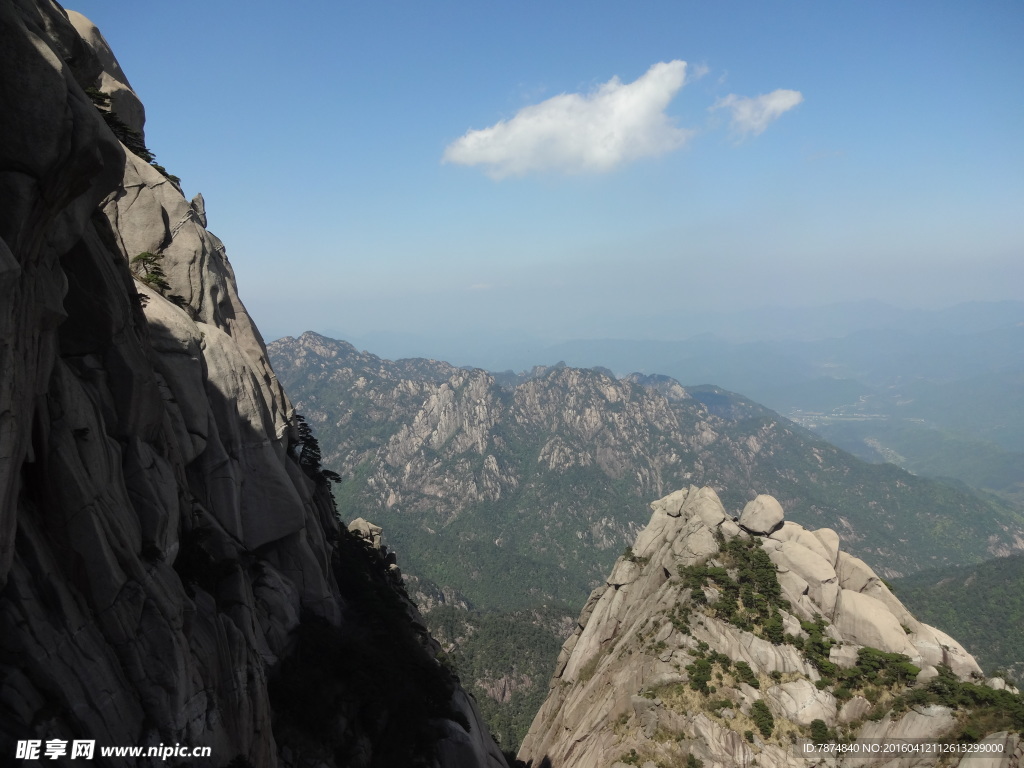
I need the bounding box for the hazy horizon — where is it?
[270,298,1024,376]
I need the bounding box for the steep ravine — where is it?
[0,4,504,766]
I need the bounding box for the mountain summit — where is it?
[519,487,1022,768]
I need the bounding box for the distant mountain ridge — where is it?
[270,331,1024,594]
[332,308,1024,505]
[534,321,1024,503]
[269,331,1024,750]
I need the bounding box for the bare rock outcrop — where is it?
[740,494,785,534]
[0,4,504,767]
[519,487,1015,768]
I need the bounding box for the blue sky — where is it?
[70,1,1023,351]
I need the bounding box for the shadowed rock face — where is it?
[0,3,504,766]
[519,487,1017,768]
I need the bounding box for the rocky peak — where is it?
[65,9,145,136]
[623,372,692,403]
[519,487,1019,768]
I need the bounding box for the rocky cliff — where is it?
[0,3,504,766]
[518,487,1022,768]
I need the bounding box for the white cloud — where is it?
[442,61,694,178]
[711,89,803,136]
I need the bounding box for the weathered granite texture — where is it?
[0,3,504,766]
[519,487,1016,768]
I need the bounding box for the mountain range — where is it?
[336,307,1024,508]
[3,4,1021,767]
[270,331,1024,596]
[268,330,1024,749]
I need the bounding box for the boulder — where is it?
[770,522,833,565]
[608,558,642,587]
[690,490,728,528]
[349,517,383,549]
[650,487,689,517]
[811,528,840,566]
[738,495,785,535]
[911,624,984,678]
[632,507,675,558]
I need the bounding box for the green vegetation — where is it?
[677,536,787,643]
[809,718,830,744]
[885,665,1024,742]
[750,700,774,737]
[85,87,180,184]
[794,616,839,681]
[786,618,920,694]
[686,657,714,694]
[682,640,760,696]
[733,661,759,689]
[846,647,920,688]
[129,251,188,308]
[893,553,1024,682]
[622,545,650,565]
[361,509,591,611]
[130,251,170,292]
[424,604,566,753]
[292,413,341,487]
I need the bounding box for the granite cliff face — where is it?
[0,3,504,766]
[518,487,1022,768]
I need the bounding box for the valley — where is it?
[3,4,1020,764]
[269,330,1024,751]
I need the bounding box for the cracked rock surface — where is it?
[0,4,504,766]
